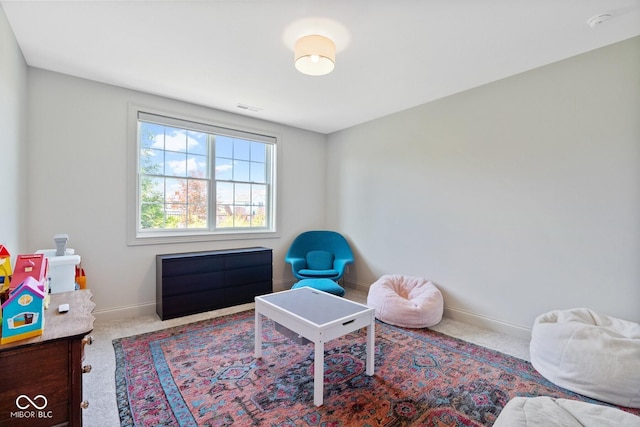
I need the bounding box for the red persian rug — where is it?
[113,309,639,426]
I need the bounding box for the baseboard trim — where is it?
[344,280,531,341]
[93,301,157,321]
[343,280,369,294]
[92,284,531,342]
[443,306,532,341]
[273,279,291,293]
[94,280,292,321]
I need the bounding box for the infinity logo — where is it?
[15,395,48,410]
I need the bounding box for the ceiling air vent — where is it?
[236,103,262,112]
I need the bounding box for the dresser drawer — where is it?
[160,288,226,319]
[225,265,272,286]
[160,255,225,277]
[224,250,271,269]
[226,281,272,306]
[161,271,225,296]
[0,340,70,426]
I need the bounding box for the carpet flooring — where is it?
[112,309,638,426]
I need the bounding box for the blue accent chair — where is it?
[285,230,354,281]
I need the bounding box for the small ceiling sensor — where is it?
[587,13,614,28]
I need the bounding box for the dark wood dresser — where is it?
[0,290,95,426]
[156,247,273,320]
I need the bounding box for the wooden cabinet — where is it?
[0,290,95,426]
[156,247,272,320]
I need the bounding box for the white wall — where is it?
[328,37,640,338]
[26,69,327,318]
[10,21,640,337]
[0,6,28,255]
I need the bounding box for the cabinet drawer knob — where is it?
[81,400,89,409]
[82,365,92,374]
[82,336,94,345]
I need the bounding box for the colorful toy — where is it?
[0,245,11,322]
[11,253,48,291]
[1,276,46,344]
[0,245,11,292]
[11,254,50,309]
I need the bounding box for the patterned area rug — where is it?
[113,310,639,426]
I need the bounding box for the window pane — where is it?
[234,160,250,182]
[250,161,265,183]
[250,182,267,228]
[165,151,187,177]
[217,181,233,204]
[187,154,208,178]
[216,211,232,227]
[250,206,266,227]
[188,203,208,228]
[140,202,165,229]
[187,131,207,155]
[140,148,164,175]
[187,179,208,228]
[233,208,249,227]
[235,183,251,205]
[165,177,184,202]
[234,139,251,160]
[251,142,265,162]
[140,122,164,149]
[252,184,266,206]
[216,135,233,158]
[139,177,167,229]
[164,127,187,152]
[165,206,186,229]
[215,158,233,180]
[141,176,164,203]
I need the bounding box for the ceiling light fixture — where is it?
[294,35,335,76]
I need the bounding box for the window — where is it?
[134,110,276,241]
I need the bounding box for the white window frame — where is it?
[127,105,279,245]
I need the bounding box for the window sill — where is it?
[128,230,280,246]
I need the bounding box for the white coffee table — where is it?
[254,286,375,406]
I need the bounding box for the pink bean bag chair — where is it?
[367,275,443,328]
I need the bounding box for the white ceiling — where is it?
[3,0,640,134]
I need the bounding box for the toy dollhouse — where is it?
[11,253,49,307]
[1,276,46,344]
[1,253,51,344]
[11,253,48,291]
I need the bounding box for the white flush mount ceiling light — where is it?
[294,35,336,76]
